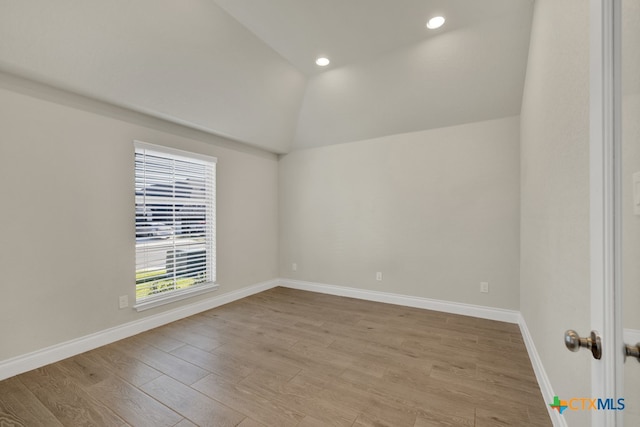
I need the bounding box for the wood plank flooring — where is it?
[0,287,552,426]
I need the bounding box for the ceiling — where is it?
[213,0,533,76]
[0,0,534,153]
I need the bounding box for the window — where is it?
[134,141,217,310]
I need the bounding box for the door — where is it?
[620,0,640,424]
[588,1,639,426]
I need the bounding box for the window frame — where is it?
[133,140,217,311]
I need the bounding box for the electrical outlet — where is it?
[480,282,489,293]
[292,263,297,272]
[119,295,129,309]
[376,272,383,281]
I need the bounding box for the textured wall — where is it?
[519,1,591,425]
[280,116,520,310]
[0,79,279,361]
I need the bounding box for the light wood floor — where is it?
[0,287,551,426]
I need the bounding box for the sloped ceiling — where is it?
[0,0,534,153]
[0,0,306,153]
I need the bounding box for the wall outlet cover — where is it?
[119,295,129,309]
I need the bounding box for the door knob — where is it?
[625,343,640,362]
[564,330,602,360]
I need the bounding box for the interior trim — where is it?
[1,273,556,424]
[279,279,520,323]
[518,314,567,427]
[0,279,278,381]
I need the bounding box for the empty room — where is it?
[1,1,638,426]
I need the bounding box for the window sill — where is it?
[133,282,219,312]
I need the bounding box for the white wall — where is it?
[280,116,520,310]
[519,1,591,425]
[0,75,279,361]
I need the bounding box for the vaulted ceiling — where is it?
[0,0,534,153]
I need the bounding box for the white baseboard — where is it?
[278,279,520,324]
[0,278,519,381]
[518,314,567,427]
[0,279,279,381]
[1,272,561,427]
[280,280,562,425]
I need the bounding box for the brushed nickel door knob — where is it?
[564,329,602,360]
[625,343,640,362]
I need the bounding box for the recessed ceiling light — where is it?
[426,16,445,30]
[315,57,330,67]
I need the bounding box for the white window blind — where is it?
[134,141,216,306]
